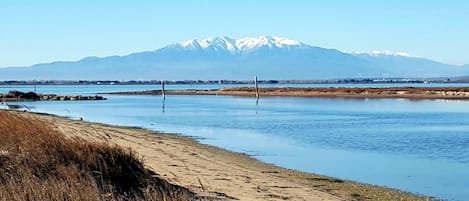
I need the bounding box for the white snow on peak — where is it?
[353,50,415,57]
[236,36,302,50]
[178,36,303,52]
[180,36,237,52]
[177,37,421,59]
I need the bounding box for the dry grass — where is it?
[0,111,201,201]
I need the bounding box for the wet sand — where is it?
[13,111,432,201]
[105,87,469,100]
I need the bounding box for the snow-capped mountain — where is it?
[176,36,305,53]
[0,36,467,80]
[177,36,237,53]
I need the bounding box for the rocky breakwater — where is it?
[0,91,106,102]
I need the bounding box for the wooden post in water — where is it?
[254,75,259,99]
[161,80,166,99]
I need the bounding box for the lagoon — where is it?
[2,84,469,200]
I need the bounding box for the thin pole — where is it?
[254,75,259,99]
[161,80,166,99]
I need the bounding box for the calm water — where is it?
[2,85,469,200]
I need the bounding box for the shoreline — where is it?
[8,110,434,201]
[103,87,469,100]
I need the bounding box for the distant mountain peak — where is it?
[2,35,466,81]
[180,36,237,52]
[176,36,304,53]
[236,35,303,50]
[352,50,416,57]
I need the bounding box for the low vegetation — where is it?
[0,111,200,201]
[0,91,106,101]
[105,86,469,100]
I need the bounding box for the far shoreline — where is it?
[102,86,469,100]
[1,78,468,86]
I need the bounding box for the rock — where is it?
[0,91,106,102]
[23,92,39,100]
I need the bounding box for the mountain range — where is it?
[1,36,468,80]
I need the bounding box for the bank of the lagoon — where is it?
[1,84,468,200]
[108,87,469,100]
[6,110,432,201]
[0,110,201,201]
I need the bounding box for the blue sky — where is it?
[1,0,468,67]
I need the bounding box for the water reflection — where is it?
[255,98,259,115]
[162,98,166,114]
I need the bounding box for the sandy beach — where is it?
[11,111,431,201]
[105,87,469,100]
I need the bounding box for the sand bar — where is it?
[105,87,469,100]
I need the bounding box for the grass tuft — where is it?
[0,111,200,201]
